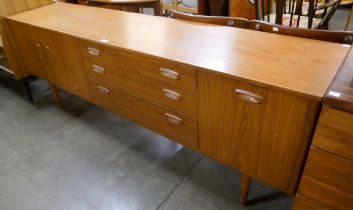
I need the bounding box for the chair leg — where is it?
[22,78,34,103]
[240,174,252,207]
[48,82,61,108]
[345,5,353,31]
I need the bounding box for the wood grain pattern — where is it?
[84,60,197,117]
[8,21,91,100]
[78,40,197,91]
[88,78,198,149]
[0,18,30,78]
[198,71,319,193]
[5,3,349,100]
[230,0,256,19]
[324,48,353,114]
[312,106,353,161]
[0,0,54,32]
[292,196,326,210]
[298,148,353,210]
[7,21,54,82]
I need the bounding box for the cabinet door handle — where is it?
[160,68,179,80]
[45,46,53,62]
[92,65,105,74]
[235,89,263,104]
[163,89,181,101]
[88,47,100,56]
[165,113,183,125]
[36,43,44,59]
[97,86,110,95]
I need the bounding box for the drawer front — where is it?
[84,59,197,117]
[88,79,198,149]
[298,148,353,210]
[78,40,196,91]
[312,106,353,160]
[292,196,326,210]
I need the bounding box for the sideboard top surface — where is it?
[6,3,350,100]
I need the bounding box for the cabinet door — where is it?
[198,71,319,194]
[34,28,91,100]
[8,22,53,82]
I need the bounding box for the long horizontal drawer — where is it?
[88,78,198,149]
[298,147,353,210]
[84,59,197,117]
[79,40,197,91]
[312,106,353,161]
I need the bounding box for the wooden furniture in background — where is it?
[250,20,353,44]
[87,0,162,16]
[198,0,229,16]
[3,3,350,207]
[293,47,353,210]
[163,0,197,14]
[254,0,342,29]
[169,10,249,28]
[230,0,256,19]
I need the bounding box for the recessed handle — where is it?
[235,89,263,104]
[160,68,179,80]
[165,113,183,125]
[97,86,110,95]
[163,89,181,101]
[88,47,100,56]
[92,65,105,74]
[45,46,53,62]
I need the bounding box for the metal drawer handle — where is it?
[88,47,100,56]
[165,113,183,125]
[160,68,179,80]
[92,65,105,74]
[235,89,263,104]
[163,89,181,101]
[97,86,110,95]
[45,46,53,62]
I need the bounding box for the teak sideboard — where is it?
[2,2,349,199]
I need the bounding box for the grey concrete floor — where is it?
[0,72,293,210]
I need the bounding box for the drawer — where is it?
[292,196,326,210]
[298,148,353,210]
[84,60,197,117]
[79,40,196,91]
[312,106,353,160]
[88,78,198,149]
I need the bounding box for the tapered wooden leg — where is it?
[240,174,252,207]
[153,1,162,16]
[345,5,353,31]
[48,82,61,107]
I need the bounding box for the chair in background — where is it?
[86,0,162,16]
[198,0,230,16]
[163,0,198,16]
[169,10,250,28]
[253,0,342,29]
[249,19,353,44]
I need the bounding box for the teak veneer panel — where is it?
[6,3,349,100]
[88,78,198,149]
[312,106,353,161]
[298,148,353,210]
[198,71,319,193]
